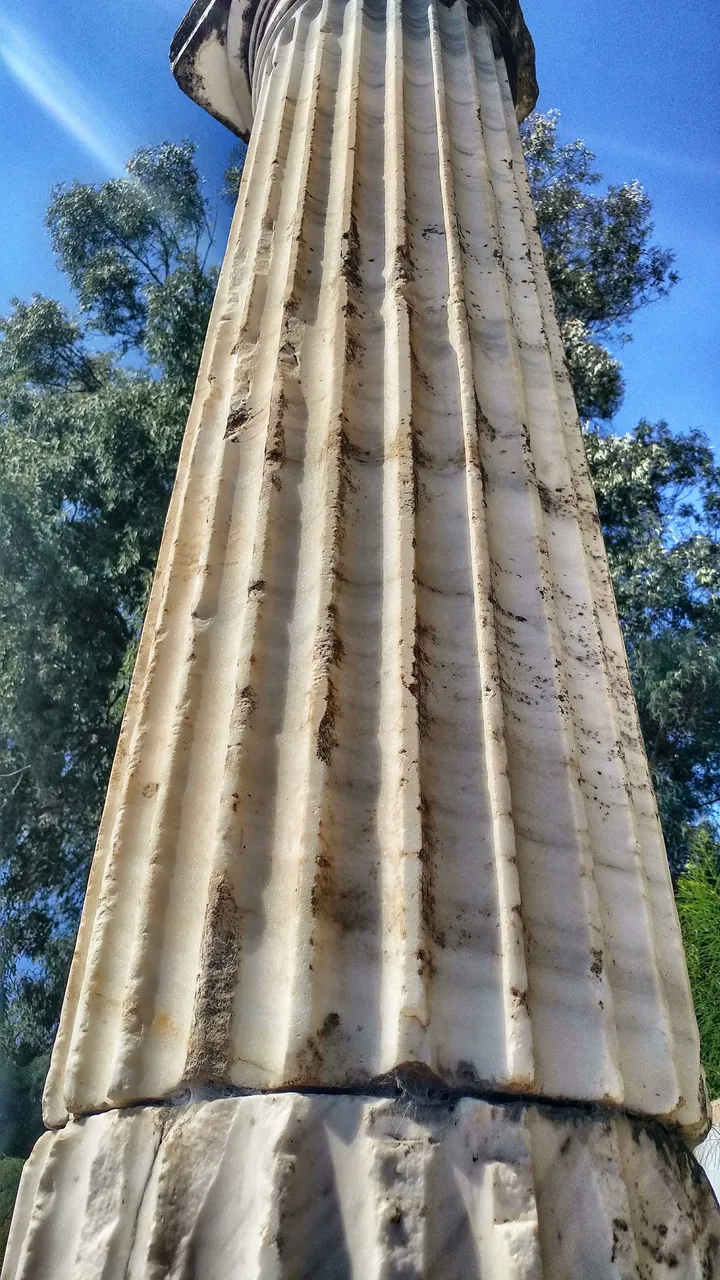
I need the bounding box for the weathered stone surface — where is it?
[4,1094,719,1280]
[43,0,706,1141]
[170,0,538,140]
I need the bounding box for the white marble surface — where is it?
[42,0,704,1140]
[4,1094,719,1280]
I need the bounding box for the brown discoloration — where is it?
[409,428,431,518]
[238,684,258,718]
[341,212,362,292]
[410,622,433,740]
[410,347,431,393]
[225,405,248,438]
[336,422,359,504]
[291,1035,323,1082]
[345,330,364,365]
[265,394,287,471]
[310,837,374,933]
[319,1011,341,1037]
[289,1011,361,1086]
[419,798,446,950]
[316,678,339,765]
[511,901,527,934]
[313,414,351,768]
[185,872,242,1083]
[536,478,575,519]
[610,1217,629,1265]
[511,984,529,1013]
[386,1061,452,1100]
[316,601,345,668]
[314,598,344,765]
[475,395,496,441]
[395,241,414,283]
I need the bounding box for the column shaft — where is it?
[42,0,703,1140]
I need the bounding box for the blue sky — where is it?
[0,0,718,450]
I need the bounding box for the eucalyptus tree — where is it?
[0,143,218,1158]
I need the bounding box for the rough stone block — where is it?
[5,1094,719,1279]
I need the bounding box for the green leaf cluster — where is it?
[585,421,720,874]
[677,831,720,1097]
[47,141,218,385]
[0,1157,25,1264]
[522,111,678,420]
[0,143,219,1158]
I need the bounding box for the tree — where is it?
[522,110,678,420]
[0,143,219,1158]
[585,421,720,874]
[676,829,720,1097]
[223,144,247,206]
[0,1156,24,1262]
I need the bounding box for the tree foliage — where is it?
[0,143,218,1157]
[522,110,678,420]
[223,143,248,206]
[47,142,218,385]
[676,830,720,1097]
[0,1157,24,1262]
[586,421,720,874]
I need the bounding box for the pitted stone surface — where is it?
[43,0,706,1140]
[4,1094,719,1280]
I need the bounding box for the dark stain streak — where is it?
[341,212,362,291]
[184,873,242,1083]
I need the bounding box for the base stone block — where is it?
[4,1093,719,1279]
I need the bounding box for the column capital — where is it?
[170,0,538,142]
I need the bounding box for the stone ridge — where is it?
[43,0,706,1143]
[4,1094,719,1279]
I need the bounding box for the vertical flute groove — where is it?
[429,0,533,1085]
[280,0,368,1080]
[380,0,427,1070]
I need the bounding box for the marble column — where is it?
[4,0,720,1275]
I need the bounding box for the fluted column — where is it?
[4,0,720,1275]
